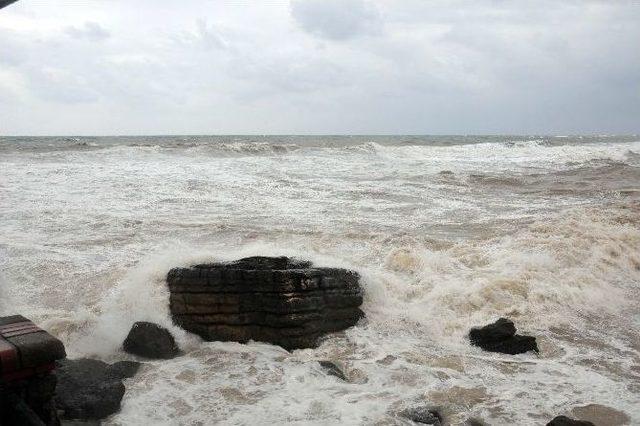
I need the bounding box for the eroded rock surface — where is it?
[168,256,364,350]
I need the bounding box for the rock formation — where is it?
[55,358,141,421]
[469,318,538,355]
[167,256,364,350]
[123,321,179,359]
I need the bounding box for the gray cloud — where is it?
[172,19,227,50]
[290,0,381,40]
[0,0,638,135]
[0,29,27,66]
[65,21,110,42]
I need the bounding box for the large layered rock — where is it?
[167,256,364,350]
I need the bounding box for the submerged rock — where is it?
[122,321,179,359]
[55,358,140,421]
[167,256,364,350]
[546,415,595,426]
[399,407,443,425]
[469,318,538,355]
[318,360,347,381]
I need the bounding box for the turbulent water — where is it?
[1,135,639,425]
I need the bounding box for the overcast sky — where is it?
[0,0,639,135]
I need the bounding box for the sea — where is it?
[1,135,639,425]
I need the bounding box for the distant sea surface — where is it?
[1,135,639,425]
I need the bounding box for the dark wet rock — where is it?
[546,415,595,426]
[167,256,364,350]
[470,317,516,341]
[21,373,59,424]
[318,361,347,381]
[475,333,538,355]
[61,420,102,426]
[1,392,49,426]
[399,407,443,425]
[1,381,60,426]
[469,318,538,355]
[55,359,127,420]
[122,321,179,359]
[108,361,142,379]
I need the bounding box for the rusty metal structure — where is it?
[0,315,66,425]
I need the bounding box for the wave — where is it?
[2,134,638,155]
[4,201,638,423]
[191,141,301,155]
[463,161,640,200]
[33,202,639,360]
[368,202,640,348]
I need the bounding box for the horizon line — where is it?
[2,133,639,138]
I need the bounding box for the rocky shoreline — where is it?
[0,257,619,425]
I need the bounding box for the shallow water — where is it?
[1,135,639,425]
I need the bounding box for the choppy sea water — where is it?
[1,135,639,425]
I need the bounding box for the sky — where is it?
[0,0,639,135]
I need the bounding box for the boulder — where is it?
[167,256,364,350]
[399,407,443,425]
[55,358,140,421]
[469,318,538,355]
[122,322,179,359]
[546,416,595,426]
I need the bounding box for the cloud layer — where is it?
[0,0,638,135]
